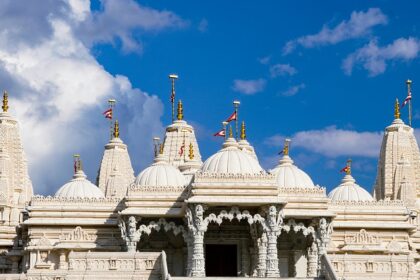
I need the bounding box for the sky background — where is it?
[0,0,419,195]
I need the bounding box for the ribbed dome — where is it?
[55,170,104,198]
[135,154,185,187]
[270,155,315,188]
[329,174,373,202]
[201,137,264,174]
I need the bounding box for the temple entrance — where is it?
[205,244,237,276]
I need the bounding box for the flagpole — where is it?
[108,99,116,140]
[223,121,228,140]
[233,100,240,140]
[407,79,412,127]
[169,74,178,123]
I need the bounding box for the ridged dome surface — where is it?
[55,170,104,198]
[135,154,185,187]
[270,155,315,188]
[201,138,264,174]
[329,174,373,202]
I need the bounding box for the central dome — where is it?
[201,137,264,174]
[135,154,185,187]
[270,155,315,188]
[55,170,104,199]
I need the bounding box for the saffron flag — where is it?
[340,166,350,173]
[213,129,226,137]
[402,90,412,108]
[226,111,237,122]
[179,142,185,156]
[103,108,113,119]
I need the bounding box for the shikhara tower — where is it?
[0,82,419,280]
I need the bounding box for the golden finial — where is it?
[177,100,184,120]
[188,143,194,160]
[113,120,120,138]
[159,143,164,154]
[228,125,233,138]
[283,138,291,156]
[394,98,400,119]
[240,121,246,140]
[346,159,352,175]
[2,91,9,112]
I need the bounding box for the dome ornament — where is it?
[228,125,234,138]
[177,100,184,120]
[2,91,8,112]
[240,121,246,140]
[188,143,194,160]
[394,98,400,120]
[340,159,352,175]
[405,79,413,126]
[113,120,120,139]
[282,138,291,156]
[73,154,82,174]
[153,137,161,157]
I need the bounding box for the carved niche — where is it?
[342,229,384,252]
[59,226,95,242]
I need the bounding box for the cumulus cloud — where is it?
[0,0,185,194]
[283,8,387,54]
[281,83,305,97]
[270,63,297,77]
[232,79,266,95]
[265,126,383,158]
[342,37,420,76]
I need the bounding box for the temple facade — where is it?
[0,90,419,280]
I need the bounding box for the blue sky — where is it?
[0,0,419,194]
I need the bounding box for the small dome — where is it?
[270,155,315,188]
[201,137,264,174]
[135,154,185,187]
[55,170,104,198]
[329,174,373,202]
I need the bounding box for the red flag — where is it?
[103,108,113,119]
[226,111,237,122]
[179,142,185,156]
[402,90,412,108]
[340,166,350,173]
[213,129,226,137]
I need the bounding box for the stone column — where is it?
[315,218,332,276]
[307,242,318,277]
[265,205,281,277]
[59,251,67,270]
[126,216,140,252]
[257,232,267,277]
[186,204,207,277]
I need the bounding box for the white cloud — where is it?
[270,63,297,77]
[265,126,383,158]
[283,8,387,54]
[342,37,420,76]
[232,79,266,95]
[0,0,186,194]
[258,56,271,65]
[281,83,305,97]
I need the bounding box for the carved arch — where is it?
[281,219,315,237]
[136,218,188,240]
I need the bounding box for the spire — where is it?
[113,120,120,139]
[283,138,291,156]
[228,125,233,138]
[240,121,246,140]
[394,98,400,119]
[2,91,8,112]
[188,142,194,160]
[177,100,184,120]
[169,74,178,123]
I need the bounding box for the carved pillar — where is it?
[265,205,281,277]
[125,216,140,252]
[59,250,67,270]
[307,242,318,277]
[241,238,250,276]
[186,204,207,277]
[257,232,267,277]
[250,223,259,276]
[315,217,332,276]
